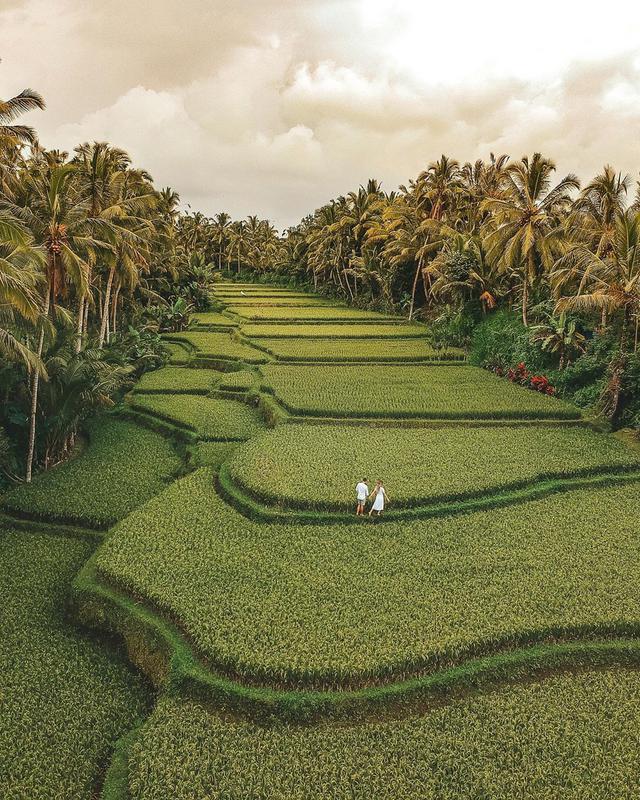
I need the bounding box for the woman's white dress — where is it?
[372,487,385,511]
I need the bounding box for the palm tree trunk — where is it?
[620,304,631,354]
[26,291,51,482]
[408,255,424,322]
[111,281,121,338]
[75,296,84,354]
[83,298,89,341]
[522,274,529,327]
[99,265,115,349]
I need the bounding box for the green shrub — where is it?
[426,305,476,349]
[2,417,181,527]
[469,310,549,372]
[0,528,147,799]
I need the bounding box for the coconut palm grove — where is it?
[2,74,640,800]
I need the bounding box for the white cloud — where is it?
[2,0,640,228]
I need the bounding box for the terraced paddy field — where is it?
[0,526,149,800]
[128,393,263,440]
[260,363,580,419]
[92,468,640,686]
[227,305,396,322]
[5,280,640,798]
[242,322,430,338]
[253,337,466,362]
[2,417,181,528]
[218,296,333,307]
[191,310,236,326]
[227,424,640,512]
[163,330,267,362]
[123,670,640,800]
[133,365,220,394]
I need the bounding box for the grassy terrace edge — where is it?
[218,462,640,522]
[72,555,640,723]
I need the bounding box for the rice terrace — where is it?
[3,2,640,798]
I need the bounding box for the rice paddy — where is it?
[8,280,640,798]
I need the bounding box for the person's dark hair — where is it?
[363,477,368,482]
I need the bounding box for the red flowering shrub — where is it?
[491,362,556,396]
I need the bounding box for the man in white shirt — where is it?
[355,477,369,516]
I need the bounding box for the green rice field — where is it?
[253,337,466,361]
[227,424,640,511]
[125,669,640,800]
[6,280,640,798]
[260,364,581,419]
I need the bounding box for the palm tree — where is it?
[6,161,96,480]
[228,219,246,275]
[555,209,640,351]
[567,165,630,329]
[0,211,45,369]
[426,229,499,313]
[211,212,231,271]
[482,153,579,326]
[530,312,586,368]
[0,89,45,147]
[554,208,640,420]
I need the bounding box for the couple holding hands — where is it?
[355,478,389,517]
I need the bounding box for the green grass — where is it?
[94,468,640,685]
[227,424,640,511]
[261,364,580,420]
[2,417,181,528]
[254,337,465,362]
[133,366,220,394]
[124,669,640,799]
[0,526,148,800]
[241,323,429,338]
[228,306,396,322]
[129,394,263,440]
[164,331,267,362]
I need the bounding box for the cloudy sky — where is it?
[2,0,640,228]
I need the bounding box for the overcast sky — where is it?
[2,0,640,228]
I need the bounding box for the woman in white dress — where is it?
[369,479,389,517]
